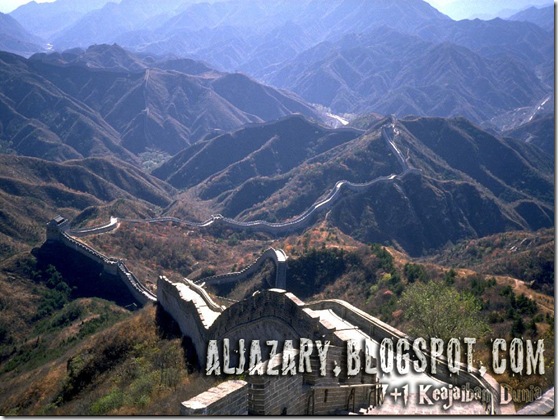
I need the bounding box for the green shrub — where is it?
[90,389,124,415]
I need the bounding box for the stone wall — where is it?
[46,216,503,415]
[180,380,248,415]
[516,387,555,415]
[306,298,502,413]
[247,352,307,415]
[116,262,157,305]
[160,281,501,415]
[157,276,222,361]
[47,217,156,305]
[67,216,119,237]
[59,231,107,266]
[61,232,156,304]
[198,248,287,289]
[179,346,378,415]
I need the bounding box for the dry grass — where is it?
[0,304,219,415]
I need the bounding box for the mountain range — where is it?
[0,153,173,261]
[154,114,553,256]
[264,26,550,123]
[504,113,554,155]
[508,5,554,31]
[3,0,553,129]
[0,45,320,161]
[0,2,553,415]
[0,12,45,57]
[10,0,119,40]
[0,1,553,258]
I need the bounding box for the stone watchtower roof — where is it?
[48,215,67,227]
[47,216,69,238]
[53,215,66,225]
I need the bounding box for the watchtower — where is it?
[46,215,69,241]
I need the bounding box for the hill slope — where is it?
[508,6,554,32]
[0,154,174,260]
[503,113,554,156]
[0,13,45,57]
[9,0,117,40]
[67,0,449,74]
[0,51,136,163]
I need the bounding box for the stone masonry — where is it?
[180,380,248,415]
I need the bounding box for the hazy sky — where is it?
[1,0,554,16]
[424,0,553,19]
[1,0,54,13]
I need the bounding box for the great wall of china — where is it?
[49,120,409,306]
[41,120,553,414]
[108,120,419,236]
[195,248,287,289]
[46,216,157,305]
[45,216,508,415]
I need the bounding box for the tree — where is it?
[399,279,490,341]
[403,263,427,283]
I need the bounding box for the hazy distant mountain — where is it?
[0,44,320,161]
[111,1,551,127]
[51,0,187,51]
[265,27,549,122]
[0,51,135,163]
[32,43,150,72]
[508,5,554,31]
[113,0,450,74]
[416,17,553,67]
[10,0,118,40]
[28,44,321,155]
[0,12,45,57]
[504,114,555,156]
[5,0,552,131]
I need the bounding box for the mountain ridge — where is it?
[0,45,322,159]
[264,26,550,123]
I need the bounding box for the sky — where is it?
[424,0,553,20]
[0,0,54,13]
[1,0,554,17]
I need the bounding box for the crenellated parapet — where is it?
[67,216,119,237]
[45,215,290,305]
[156,279,351,368]
[45,214,503,415]
[196,248,287,289]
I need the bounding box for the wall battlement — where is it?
[196,248,287,289]
[45,216,290,305]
